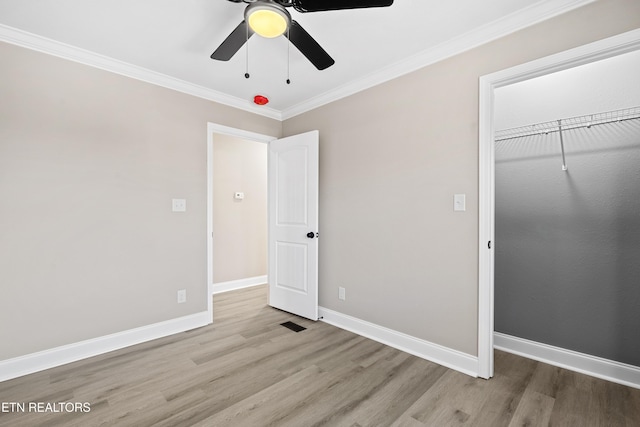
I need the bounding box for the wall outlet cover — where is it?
[177,289,187,303]
[172,199,187,212]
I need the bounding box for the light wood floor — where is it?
[1,285,639,426]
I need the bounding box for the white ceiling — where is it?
[495,49,640,130]
[0,0,593,119]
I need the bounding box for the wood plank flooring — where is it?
[1,284,639,426]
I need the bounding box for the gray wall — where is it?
[494,121,640,366]
[494,46,640,367]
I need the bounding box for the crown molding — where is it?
[1,0,594,122]
[0,24,282,121]
[281,0,596,119]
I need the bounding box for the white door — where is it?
[268,130,319,320]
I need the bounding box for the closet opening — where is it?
[477,29,640,386]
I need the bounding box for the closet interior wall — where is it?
[494,108,640,367]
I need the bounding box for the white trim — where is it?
[212,275,268,294]
[208,123,277,144]
[0,312,209,383]
[477,70,495,379]
[319,307,478,377]
[495,333,640,390]
[207,129,214,319]
[281,0,595,119]
[0,24,281,121]
[478,28,640,380]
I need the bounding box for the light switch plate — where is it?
[172,199,186,212]
[454,194,466,212]
[234,192,245,200]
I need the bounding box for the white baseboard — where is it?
[0,311,210,383]
[212,275,267,294]
[319,307,479,377]
[494,332,640,389]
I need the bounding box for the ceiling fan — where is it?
[211,0,394,71]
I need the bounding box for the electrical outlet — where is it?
[338,287,346,301]
[172,199,186,212]
[177,289,187,303]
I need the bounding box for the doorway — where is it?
[477,29,640,380]
[206,124,320,323]
[211,133,268,292]
[206,123,276,319]
[492,51,640,368]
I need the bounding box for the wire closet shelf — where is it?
[494,106,640,142]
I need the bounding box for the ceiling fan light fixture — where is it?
[246,3,290,38]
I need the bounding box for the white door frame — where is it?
[206,122,277,321]
[477,29,640,378]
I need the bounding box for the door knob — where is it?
[307,232,317,238]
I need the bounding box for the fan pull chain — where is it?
[286,27,291,84]
[244,23,250,79]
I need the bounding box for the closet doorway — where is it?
[477,29,640,384]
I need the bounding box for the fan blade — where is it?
[211,20,253,61]
[286,21,334,70]
[293,0,393,13]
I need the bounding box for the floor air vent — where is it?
[280,321,306,332]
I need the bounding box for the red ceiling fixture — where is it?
[253,95,269,105]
